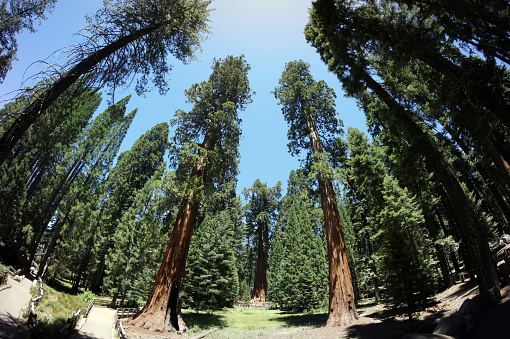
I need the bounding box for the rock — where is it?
[458,287,501,321]
[401,333,455,339]
[472,287,501,314]
[13,274,24,282]
[462,314,477,334]
[433,314,476,338]
[458,298,482,320]
[433,316,463,336]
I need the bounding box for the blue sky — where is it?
[1,0,367,195]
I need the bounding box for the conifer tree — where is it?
[0,87,101,262]
[306,0,499,292]
[269,182,327,312]
[103,164,172,304]
[36,101,136,280]
[378,175,436,324]
[22,95,135,273]
[242,179,281,302]
[130,55,252,332]
[182,210,239,310]
[341,127,385,301]
[89,121,169,291]
[0,0,211,164]
[274,60,357,326]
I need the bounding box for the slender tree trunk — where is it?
[36,215,68,279]
[0,24,160,165]
[303,102,358,326]
[363,73,499,292]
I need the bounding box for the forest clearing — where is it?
[1,0,510,337]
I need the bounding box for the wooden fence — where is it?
[57,308,81,338]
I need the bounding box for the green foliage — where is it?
[170,55,253,196]
[0,86,102,259]
[182,211,240,310]
[242,179,281,299]
[273,60,343,164]
[0,0,57,81]
[33,283,88,337]
[268,173,327,312]
[378,175,437,319]
[0,262,8,285]
[78,290,95,304]
[94,122,169,292]
[102,162,171,302]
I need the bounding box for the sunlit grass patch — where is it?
[31,280,90,336]
[182,307,327,337]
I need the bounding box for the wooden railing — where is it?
[58,308,81,338]
[116,307,141,319]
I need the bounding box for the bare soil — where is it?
[123,280,509,339]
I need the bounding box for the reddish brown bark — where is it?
[304,103,358,326]
[321,180,358,326]
[129,194,199,332]
[129,133,213,332]
[252,221,268,301]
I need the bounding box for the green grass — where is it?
[182,307,328,338]
[31,279,92,336]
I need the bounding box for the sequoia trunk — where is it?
[130,132,213,332]
[252,220,269,301]
[304,101,358,326]
[128,194,199,332]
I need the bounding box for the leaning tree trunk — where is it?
[364,73,499,293]
[129,133,213,332]
[129,194,199,332]
[252,221,269,301]
[0,24,160,166]
[303,103,358,326]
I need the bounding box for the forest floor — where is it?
[123,279,509,339]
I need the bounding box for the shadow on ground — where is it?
[184,312,228,330]
[344,317,438,339]
[68,330,102,339]
[0,312,28,339]
[46,278,78,295]
[269,312,328,327]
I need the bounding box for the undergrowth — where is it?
[31,280,91,336]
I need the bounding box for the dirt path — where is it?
[0,275,33,338]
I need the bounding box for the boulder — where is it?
[471,287,501,314]
[13,274,24,282]
[433,314,476,338]
[401,333,455,339]
[458,298,483,320]
[433,316,463,336]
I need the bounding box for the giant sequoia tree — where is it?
[130,55,253,332]
[305,0,499,293]
[273,60,358,326]
[0,0,211,164]
[242,179,281,302]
